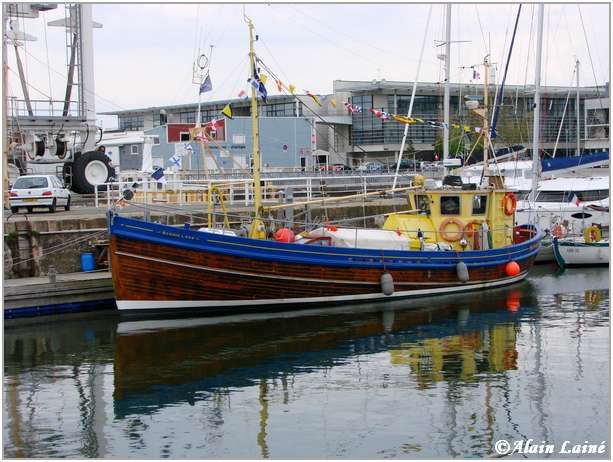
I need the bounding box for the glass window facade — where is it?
[347,89,587,148]
[262,102,297,117]
[179,111,196,124]
[119,115,144,131]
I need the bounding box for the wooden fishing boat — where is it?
[109,182,542,313]
[108,15,542,314]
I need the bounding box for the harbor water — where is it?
[3,264,609,459]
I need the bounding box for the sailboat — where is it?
[552,233,609,269]
[107,15,543,314]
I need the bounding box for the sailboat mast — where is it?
[247,18,262,218]
[576,59,580,156]
[443,3,451,172]
[2,4,9,209]
[530,4,544,203]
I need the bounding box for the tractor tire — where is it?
[71,151,114,194]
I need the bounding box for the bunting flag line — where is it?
[369,108,392,120]
[330,98,337,108]
[288,84,296,94]
[344,102,362,114]
[305,90,322,107]
[472,68,480,80]
[238,89,248,99]
[276,79,283,92]
[221,103,233,119]
[199,74,213,94]
[259,73,268,85]
[388,113,483,133]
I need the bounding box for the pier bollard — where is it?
[48,265,57,284]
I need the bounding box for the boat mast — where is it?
[246,15,265,238]
[576,58,580,156]
[530,4,544,203]
[482,55,490,178]
[443,3,451,174]
[2,5,8,209]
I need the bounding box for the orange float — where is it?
[505,261,520,277]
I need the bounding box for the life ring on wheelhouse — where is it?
[503,192,517,216]
[439,217,465,242]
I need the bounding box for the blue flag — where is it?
[252,65,267,102]
[151,167,166,184]
[199,74,212,94]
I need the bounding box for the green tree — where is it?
[434,127,466,157]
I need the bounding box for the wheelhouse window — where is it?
[415,195,431,214]
[441,196,460,215]
[472,195,487,214]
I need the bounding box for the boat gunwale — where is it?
[110,214,543,269]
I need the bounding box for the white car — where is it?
[9,175,71,213]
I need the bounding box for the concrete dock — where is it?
[4,270,116,319]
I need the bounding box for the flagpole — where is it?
[246,15,265,238]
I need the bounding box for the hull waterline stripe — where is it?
[115,272,528,310]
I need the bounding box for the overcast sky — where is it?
[5,2,610,129]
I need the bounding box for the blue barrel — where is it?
[80,252,95,272]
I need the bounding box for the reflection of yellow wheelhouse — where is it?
[383,177,517,252]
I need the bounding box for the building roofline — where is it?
[99,94,329,116]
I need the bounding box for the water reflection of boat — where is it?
[113,287,538,418]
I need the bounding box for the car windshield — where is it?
[13,177,48,189]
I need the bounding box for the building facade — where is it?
[334,79,609,165]
[101,80,609,171]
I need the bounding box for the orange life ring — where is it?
[503,192,517,216]
[439,217,465,242]
[463,220,483,239]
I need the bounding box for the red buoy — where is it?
[274,228,295,243]
[505,261,520,277]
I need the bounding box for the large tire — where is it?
[71,151,114,194]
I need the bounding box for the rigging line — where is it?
[474,5,488,53]
[8,67,51,99]
[523,4,535,91]
[20,47,128,111]
[192,4,200,63]
[543,7,550,87]
[256,57,370,156]
[577,5,604,110]
[287,4,430,65]
[41,11,53,100]
[552,65,577,158]
[560,6,576,55]
[272,9,384,69]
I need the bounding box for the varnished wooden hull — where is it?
[109,215,541,312]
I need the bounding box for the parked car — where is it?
[356,161,385,172]
[391,159,419,171]
[318,164,352,172]
[9,175,71,213]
